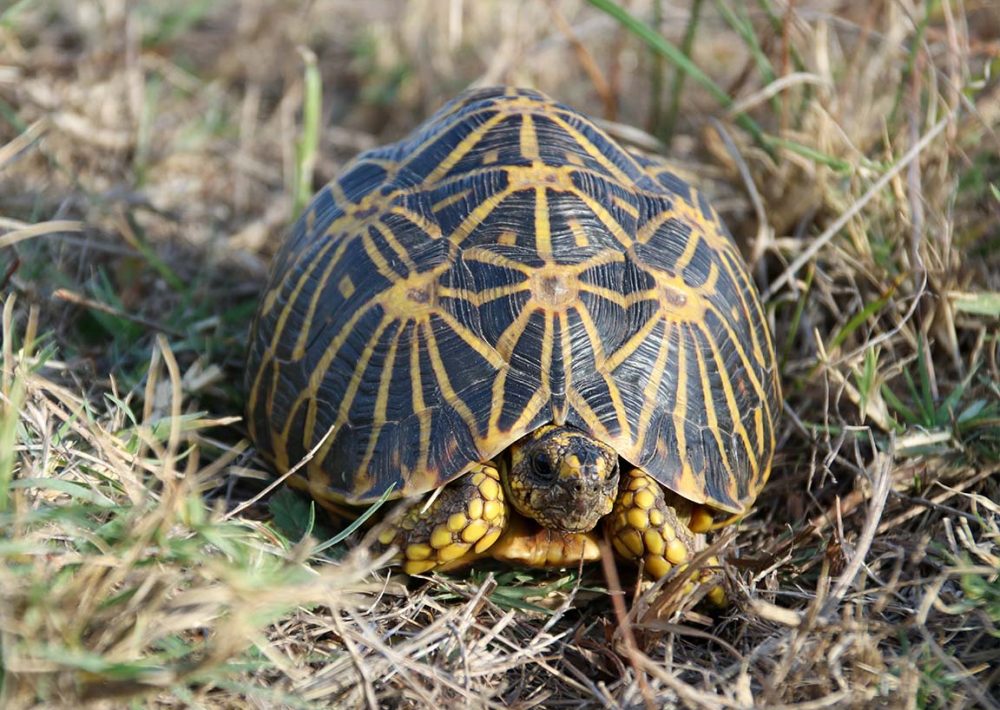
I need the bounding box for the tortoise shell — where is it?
[246,87,781,515]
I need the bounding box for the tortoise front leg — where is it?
[607,467,697,578]
[608,467,724,604]
[376,463,507,574]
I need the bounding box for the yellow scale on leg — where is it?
[377,463,507,574]
[609,467,725,604]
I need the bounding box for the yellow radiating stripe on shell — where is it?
[690,324,736,490]
[700,297,773,436]
[487,368,510,435]
[291,237,353,359]
[280,300,381,455]
[569,303,633,442]
[577,282,627,309]
[635,207,675,245]
[409,322,432,477]
[369,219,418,272]
[672,226,702,273]
[254,231,349,428]
[400,105,506,180]
[571,301,608,369]
[355,325,404,484]
[567,387,612,442]
[673,325,692,484]
[539,309,554,402]
[754,407,765,457]
[422,110,509,185]
[431,188,473,213]
[422,319,483,439]
[307,315,394,480]
[632,319,673,456]
[271,419,290,472]
[511,388,554,438]
[486,366,550,447]
[447,185,517,245]
[604,307,663,372]
[553,309,572,424]
[519,112,540,160]
[548,111,636,186]
[259,180,348,320]
[386,205,445,240]
[717,249,781,452]
[569,189,634,250]
[568,218,589,247]
[697,321,759,481]
[493,303,538,362]
[430,308,507,369]
[462,246,535,276]
[611,194,639,219]
[717,247,769,364]
[574,249,627,272]
[534,185,552,255]
[361,226,405,281]
[623,288,660,309]
[439,282,531,308]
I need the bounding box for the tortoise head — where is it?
[504,425,620,533]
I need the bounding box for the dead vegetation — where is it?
[1,0,998,707]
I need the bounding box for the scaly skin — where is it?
[608,467,725,604]
[377,462,507,574]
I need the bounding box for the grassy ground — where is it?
[2,0,999,707]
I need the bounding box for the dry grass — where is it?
[2,0,999,707]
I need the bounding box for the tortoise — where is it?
[246,87,780,593]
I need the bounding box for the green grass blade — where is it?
[950,292,1000,317]
[766,135,854,172]
[587,0,769,150]
[0,299,33,515]
[0,0,33,26]
[661,0,704,144]
[779,265,813,367]
[313,484,396,554]
[881,383,917,427]
[714,0,777,94]
[120,214,186,293]
[292,48,322,218]
[828,288,894,352]
[647,0,665,133]
[916,336,934,425]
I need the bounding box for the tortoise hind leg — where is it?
[376,463,507,574]
[608,467,725,604]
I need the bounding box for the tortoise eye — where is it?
[531,452,556,481]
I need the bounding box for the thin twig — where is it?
[599,539,656,710]
[821,450,893,617]
[224,425,336,519]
